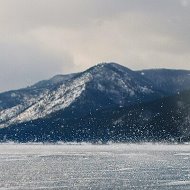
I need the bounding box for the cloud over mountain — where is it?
[0,0,190,92]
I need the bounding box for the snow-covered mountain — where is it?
[0,72,89,127]
[0,63,190,130]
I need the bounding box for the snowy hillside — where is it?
[0,73,90,127]
[0,62,190,134]
[0,63,160,128]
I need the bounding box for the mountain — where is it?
[0,62,190,142]
[0,63,163,128]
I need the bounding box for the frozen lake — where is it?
[1,144,190,190]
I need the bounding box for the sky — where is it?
[0,0,190,92]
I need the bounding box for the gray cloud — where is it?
[0,0,190,92]
[0,42,74,91]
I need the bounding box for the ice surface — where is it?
[0,144,190,190]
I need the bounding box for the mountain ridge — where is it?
[0,62,190,142]
[0,62,160,128]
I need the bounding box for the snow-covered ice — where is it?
[0,144,190,189]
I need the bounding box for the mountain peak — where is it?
[93,62,131,70]
[94,62,120,67]
[84,62,133,76]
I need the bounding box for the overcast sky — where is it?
[0,0,190,92]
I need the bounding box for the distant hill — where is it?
[0,63,190,142]
[137,69,190,94]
